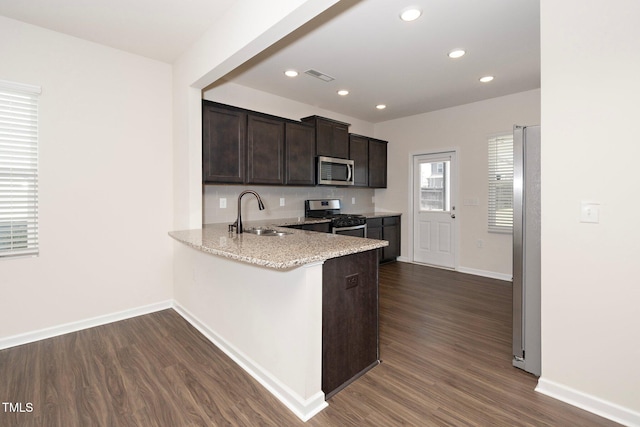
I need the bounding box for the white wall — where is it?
[537,1,640,424]
[374,89,541,277]
[0,16,174,339]
[203,81,374,135]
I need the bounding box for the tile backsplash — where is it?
[203,185,376,225]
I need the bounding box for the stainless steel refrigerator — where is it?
[512,125,541,376]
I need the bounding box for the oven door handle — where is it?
[332,224,367,238]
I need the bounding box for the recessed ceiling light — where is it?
[337,90,349,96]
[400,8,422,22]
[479,76,494,83]
[448,49,466,59]
[376,104,387,110]
[284,70,298,77]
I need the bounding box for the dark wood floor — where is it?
[0,262,618,426]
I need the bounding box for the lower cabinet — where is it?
[367,215,401,263]
[322,250,379,398]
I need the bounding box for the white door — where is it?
[413,152,457,268]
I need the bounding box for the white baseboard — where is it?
[0,300,173,350]
[173,302,327,422]
[396,259,512,282]
[536,377,640,427]
[457,266,512,282]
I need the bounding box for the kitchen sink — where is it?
[244,227,292,237]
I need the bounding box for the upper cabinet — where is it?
[247,114,285,185]
[202,101,388,188]
[202,102,246,184]
[349,134,369,187]
[368,138,388,188]
[301,116,350,159]
[349,134,388,188]
[285,121,316,186]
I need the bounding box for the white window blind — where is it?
[488,133,513,233]
[0,79,41,258]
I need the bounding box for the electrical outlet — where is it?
[280,198,285,207]
[352,197,356,204]
[345,274,359,289]
[220,198,227,209]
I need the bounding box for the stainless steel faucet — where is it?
[230,190,265,234]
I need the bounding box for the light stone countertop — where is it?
[169,222,388,270]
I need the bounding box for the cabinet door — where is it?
[349,135,369,186]
[382,216,401,262]
[368,138,388,188]
[322,250,378,398]
[247,115,285,185]
[285,122,316,185]
[202,103,246,184]
[311,117,350,159]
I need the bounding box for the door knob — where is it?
[451,213,456,219]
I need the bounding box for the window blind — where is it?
[0,79,41,258]
[488,134,513,233]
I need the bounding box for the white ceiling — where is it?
[0,0,540,123]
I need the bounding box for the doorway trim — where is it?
[408,148,460,270]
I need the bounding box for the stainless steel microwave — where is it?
[317,156,355,186]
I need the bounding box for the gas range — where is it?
[305,199,367,229]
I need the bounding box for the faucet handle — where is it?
[228,223,236,233]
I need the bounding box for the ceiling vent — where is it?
[305,69,335,82]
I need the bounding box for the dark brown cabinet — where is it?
[349,134,369,187]
[366,215,401,263]
[247,114,285,185]
[203,101,315,186]
[322,250,379,398]
[202,102,246,184]
[368,138,388,188]
[302,116,350,159]
[203,101,389,188]
[285,122,316,185]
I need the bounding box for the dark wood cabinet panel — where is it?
[302,116,350,159]
[349,134,369,187]
[285,122,316,185]
[202,102,246,184]
[247,114,285,185]
[366,216,400,263]
[368,138,388,188]
[382,216,400,262]
[322,250,379,398]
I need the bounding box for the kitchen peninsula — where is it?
[170,222,387,421]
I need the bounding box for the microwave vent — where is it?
[305,69,335,82]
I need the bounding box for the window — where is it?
[419,160,450,211]
[488,133,513,233]
[0,79,41,258]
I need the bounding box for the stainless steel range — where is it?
[305,199,367,237]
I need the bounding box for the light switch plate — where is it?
[580,202,600,223]
[280,198,285,207]
[220,198,227,209]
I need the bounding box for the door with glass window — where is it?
[413,152,457,268]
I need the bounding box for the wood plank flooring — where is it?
[0,262,619,426]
